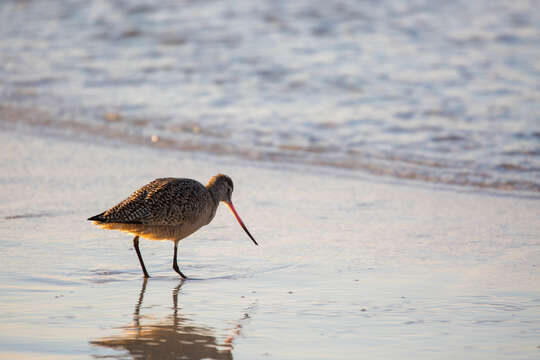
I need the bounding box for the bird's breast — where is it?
[95,222,206,242]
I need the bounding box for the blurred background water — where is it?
[1,0,539,193]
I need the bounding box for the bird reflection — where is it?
[91,279,238,360]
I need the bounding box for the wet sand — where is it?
[0,128,539,359]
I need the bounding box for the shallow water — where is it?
[1,0,540,193]
[0,130,539,359]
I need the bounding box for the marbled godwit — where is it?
[88,174,257,278]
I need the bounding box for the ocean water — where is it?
[1,0,540,193]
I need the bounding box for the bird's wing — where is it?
[142,178,213,225]
[97,178,211,226]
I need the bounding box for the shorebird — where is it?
[88,174,257,278]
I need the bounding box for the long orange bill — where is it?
[226,201,258,246]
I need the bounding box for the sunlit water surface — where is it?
[1,0,539,193]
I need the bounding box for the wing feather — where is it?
[94,178,212,225]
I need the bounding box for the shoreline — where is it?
[2,104,539,200]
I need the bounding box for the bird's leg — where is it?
[133,236,150,278]
[172,241,188,279]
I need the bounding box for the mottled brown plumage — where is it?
[88,174,258,278]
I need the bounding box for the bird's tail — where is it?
[87,212,106,222]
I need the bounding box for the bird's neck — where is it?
[206,183,222,207]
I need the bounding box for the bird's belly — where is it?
[94,222,203,241]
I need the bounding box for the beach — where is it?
[1,0,540,358]
[0,127,539,359]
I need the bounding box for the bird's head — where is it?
[207,174,258,246]
[207,173,234,203]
